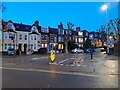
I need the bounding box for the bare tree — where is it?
[64,22,74,53]
[108,18,120,42]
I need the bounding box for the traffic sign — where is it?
[50,50,55,62]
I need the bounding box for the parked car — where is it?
[100,48,105,52]
[7,48,15,55]
[84,48,95,53]
[71,48,84,53]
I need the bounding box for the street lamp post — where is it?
[101,4,109,54]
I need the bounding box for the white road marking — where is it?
[58,58,69,64]
[32,57,49,61]
[32,58,40,60]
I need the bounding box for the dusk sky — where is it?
[3,2,118,32]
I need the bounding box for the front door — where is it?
[24,44,27,53]
[18,44,22,51]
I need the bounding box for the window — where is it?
[61,37,64,42]
[31,44,33,50]
[25,35,27,40]
[51,37,53,41]
[78,38,83,42]
[5,43,7,50]
[41,27,49,33]
[45,44,47,48]
[42,35,47,41]
[89,34,93,39]
[33,27,36,32]
[62,30,64,35]
[86,33,88,36]
[31,35,33,40]
[58,37,61,42]
[41,44,44,48]
[66,30,68,35]
[75,38,77,42]
[8,23,13,30]
[34,35,37,40]
[78,32,83,36]
[95,34,97,37]
[4,33,8,39]
[58,44,61,49]
[69,30,72,35]
[8,44,12,48]
[58,29,61,34]
[54,37,57,43]
[34,44,36,50]
[44,36,47,40]
[19,34,22,40]
[16,25,19,29]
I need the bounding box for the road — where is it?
[1,49,119,88]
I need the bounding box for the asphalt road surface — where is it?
[1,50,119,88]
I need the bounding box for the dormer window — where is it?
[31,26,38,33]
[26,27,28,30]
[33,27,36,32]
[78,32,83,36]
[58,29,61,34]
[8,23,13,30]
[16,26,19,29]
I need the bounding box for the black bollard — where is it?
[90,52,93,59]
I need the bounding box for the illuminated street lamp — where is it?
[101,4,110,54]
[109,36,112,40]
[101,4,108,34]
[101,4,108,11]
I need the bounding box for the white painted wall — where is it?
[3,32,17,51]
[16,31,29,52]
[29,34,41,52]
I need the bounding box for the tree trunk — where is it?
[65,39,68,53]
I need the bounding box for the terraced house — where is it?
[2,20,41,54]
[2,20,104,55]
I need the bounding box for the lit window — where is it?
[58,44,61,49]
[75,38,77,42]
[41,44,44,48]
[78,32,83,36]
[45,44,47,47]
[61,44,64,49]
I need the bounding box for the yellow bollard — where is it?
[50,50,55,62]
